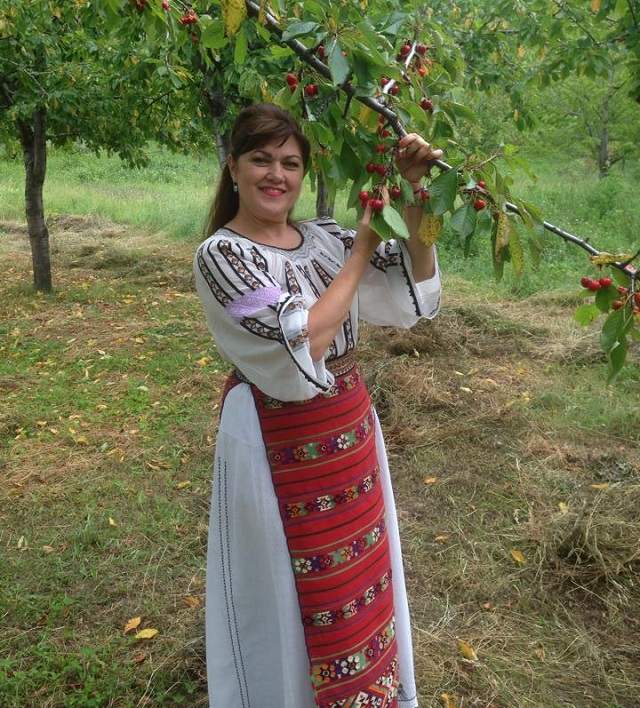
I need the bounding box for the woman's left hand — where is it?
[395,133,443,185]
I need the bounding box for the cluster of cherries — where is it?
[358,190,385,213]
[178,8,198,25]
[580,276,640,313]
[286,73,318,97]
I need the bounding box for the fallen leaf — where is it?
[423,476,438,485]
[590,483,609,490]
[108,517,118,528]
[510,548,526,565]
[434,534,449,543]
[457,639,478,662]
[42,545,55,554]
[132,650,147,664]
[481,601,494,611]
[135,628,159,641]
[175,481,191,490]
[183,595,202,609]
[558,502,569,514]
[195,357,210,367]
[17,536,28,550]
[459,386,473,394]
[124,616,142,634]
[534,645,545,662]
[440,693,456,708]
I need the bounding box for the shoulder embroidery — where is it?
[284,261,302,296]
[217,239,266,291]
[196,245,233,307]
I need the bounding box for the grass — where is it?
[1,208,639,707]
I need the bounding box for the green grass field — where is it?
[1,146,639,707]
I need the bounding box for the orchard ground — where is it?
[1,147,639,707]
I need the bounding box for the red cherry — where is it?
[369,198,384,212]
[359,190,369,203]
[588,280,602,291]
[286,73,298,87]
[599,277,613,287]
[375,143,386,154]
[617,285,629,295]
[390,186,402,200]
[477,180,486,189]
[473,198,486,211]
[420,98,433,112]
[304,84,318,97]
[317,44,325,60]
[581,277,593,289]
[390,84,400,96]
[417,66,427,77]
[162,0,170,9]
[419,188,430,201]
[416,43,427,56]
[381,77,390,87]
[611,300,624,310]
[400,43,411,57]
[366,162,376,174]
[634,292,640,306]
[375,164,386,176]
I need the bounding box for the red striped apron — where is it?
[223,355,400,707]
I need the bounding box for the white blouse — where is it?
[193,217,442,401]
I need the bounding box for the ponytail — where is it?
[204,163,238,238]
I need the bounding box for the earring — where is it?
[232,182,238,193]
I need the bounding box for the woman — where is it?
[194,103,442,708]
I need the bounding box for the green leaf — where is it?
[201,19,228,50]
[370,212,394,241]
[281,21,319,42]
[600,307,626,352]
[595,286,618,313]
[450,203,477,239]
[234,25,248,65]
[607,337,627,383]
[429,168,458,216]
[574,303,601,326]
[328,39,350,86]
[382,205,410,240]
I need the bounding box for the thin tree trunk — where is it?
[597,88,611,178]
[215,129,231,167]
[315,172,335,218]
[18,109,52,292]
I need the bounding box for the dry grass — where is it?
[1,216,639,707]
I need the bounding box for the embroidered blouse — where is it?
[193,217,441,402]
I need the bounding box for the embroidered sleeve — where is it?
[312,218,442,328]
[194,236,333,401]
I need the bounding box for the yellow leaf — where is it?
[590,483,609,490]
[423,476,439,485]
[534,645,546,661]
[108,517,118,528]
[434,534,449,543]
[42,545,55,554]
[510,548,526,565]
[495,211,511,254]
[440,692,456,708]
[183,595,202,609]
[591,0,601,12]
[457,639,478,661]
[176,481,192,490]
[124,616,142,634]
[558,502,569,514]
[196,357,210,367]
[517,45,525,58]
[589,252,633,266]
[134,628,159,640]
[418,213,443,247]
[221,0,247,36]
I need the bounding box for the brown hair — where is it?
[204,103,311,237]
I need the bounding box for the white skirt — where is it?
[205,383,419,707]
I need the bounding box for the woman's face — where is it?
[229,136,305,224]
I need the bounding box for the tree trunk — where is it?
[597,90,610,178]
[18,109,52,292]
[315,172,335,219]
[215,129,231,167]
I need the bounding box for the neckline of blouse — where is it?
[221,223,307,253]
